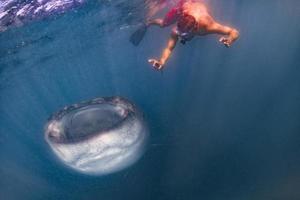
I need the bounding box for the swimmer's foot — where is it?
[148,58,164,70]
[130,23,147,46]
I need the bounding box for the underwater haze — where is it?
[1,0,300,199]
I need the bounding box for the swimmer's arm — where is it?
[207,22,239,47]
[149,31,178,69]
[160,31,178,65]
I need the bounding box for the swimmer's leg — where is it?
[129,19,164,46]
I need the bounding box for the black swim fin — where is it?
[130,23,147,46]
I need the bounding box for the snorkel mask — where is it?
[178,32,192,44]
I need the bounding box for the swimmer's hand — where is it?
[219,37,233,47]
[148,58,164,70]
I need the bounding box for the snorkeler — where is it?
[130,0,239,70]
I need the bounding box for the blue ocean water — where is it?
[0,0,300,199]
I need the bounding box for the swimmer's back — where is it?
[182,1,209,22]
